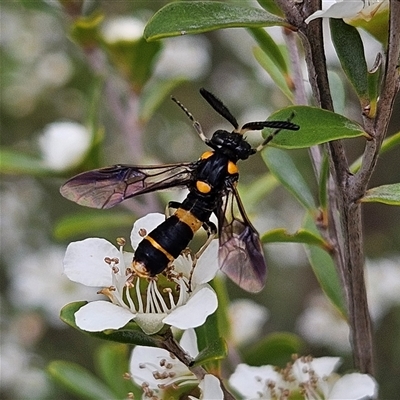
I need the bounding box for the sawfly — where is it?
[60,89,299,292]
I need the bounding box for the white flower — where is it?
[130,328,223,399]
[228,299,269,346]
[297,256,400,352]
[101,16,145,43]
[63,213,219,335]
[192,374,224,400]
[292,356,377,399]
[8,246,99,327]
[305,0,388,24]
[296,293,351,352]
[229,364,285,399]
[365,256,400,321]
[229,356,377,399]
[154,35,210,80]
[38,121,91,171]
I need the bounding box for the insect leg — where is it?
[165,201,182,217]
[254,112,298,152]
[188,220,218,291]
[196,220,217,259]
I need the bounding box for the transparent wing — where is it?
[60,163,195,209]
[216,183,267,292]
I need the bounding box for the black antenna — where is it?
[200,88,239,130]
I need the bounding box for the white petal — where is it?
[328,373,378,399]
[180,328,199,358]
[101,17,144,43]
[229,364,280,399]
[305,1,364,23]
[198,374,223,400]
[130,345,171,386]
[63,238,119,286]
[39,121,91,171]
[134,313,166,335]
[292,356,341,383]
[75,301,134,331]
[130,213,165,250]
[163,286,218,329]
[191,240,219,285]
[229,299,269,346]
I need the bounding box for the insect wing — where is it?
[60,163,194,209]
[217,185,267,292]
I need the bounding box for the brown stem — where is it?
[276,0,389,375]
[159,331,235,400]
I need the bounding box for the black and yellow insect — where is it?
[60,89,299,292]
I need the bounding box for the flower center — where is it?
[99,243,194,316]
[137,354,197,392]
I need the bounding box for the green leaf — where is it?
[262,147,316,210]
[328,70,346,115]
[0,149,53,176]
[139,77,187,123]
[265,106,368,149]
[60,302,158,347]
[253,46,294,101]
[244,332,304,368]
[47,360,116,400]
[366,54,382,118]
[193,336,228,367]
[248,28,287,73]
[330,19,368,107]
[256,0,284,16]
[102,37,162,91]
[360,183,400,205]
[239,173,279,212]
[318,152,330,210]
[54,211,134,240]
[195,282,227,370]
[350,131,400,173]
[70,12,104,48]
[96,344,139,399]
[302,215,347,317]
[261,228,330,250]
[144,1,288,41]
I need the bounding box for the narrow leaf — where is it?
[262,147,316,210]
[265,106,367,149]
[244,332,304,368]
[48,360,116,400]
[248,28,287,73]
[139,77,187,123]
[0,149,52,176]
[253,46,294,101]
[256,0,284,16]
[303,215,347,317]
[350,131,400,173]
[193,337,228,366]
[330,19,368,105]
[144,2,288,41]
[261,228,331,250]
[360,183,400,205]
[195,288,224,371]
[96,344,138,399]
[54,211,134,240]
[239,173,279,212]
[60,302,158,347]
[318,152,330,210]
[102,37,162,91]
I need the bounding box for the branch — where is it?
[352,0,400,199]
[160,331,235,400]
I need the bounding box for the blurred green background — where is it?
[1,1,399,398]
